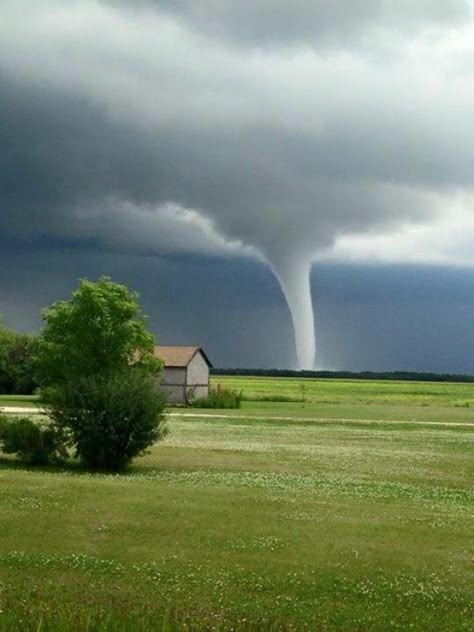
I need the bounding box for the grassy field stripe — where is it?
[2,406,473,428]
[167,412,474,427]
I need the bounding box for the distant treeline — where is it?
[0,315,39,395]
[211,368,474,383]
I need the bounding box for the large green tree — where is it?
[37,277,161,386]
[37,277,166,470]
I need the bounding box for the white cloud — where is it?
[324,195,474,266]
[64,199,254,258]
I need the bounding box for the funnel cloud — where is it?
[1,1,474,368]
[269,255,315,369]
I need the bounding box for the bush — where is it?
[190,386,242,409]
[4,335,40,394]
[242,394,302,403]
[0,415,66,465]
[43,370,167,471]
[0,315,39,395]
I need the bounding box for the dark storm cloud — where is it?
[0,247,293,368]
[1,0,472,261]
[313,264,474,373]
[2,56,473,266]
[1,0,474,368]
[2,247,474,372]
[0,73,241,257]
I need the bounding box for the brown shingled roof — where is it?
[154,345,212,368]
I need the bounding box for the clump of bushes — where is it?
[243,394,302,403]
[0,313,39,395]
[190,385,242,409]
[0,415,66,465]
[44,370,167,471]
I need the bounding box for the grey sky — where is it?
[109,1,471,47]
[1,1,473,369]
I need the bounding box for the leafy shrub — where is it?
[35,277,161,388]
[0,415,66,465]
[0,313,39,395]
[43,369,167,471]
[242,394,302,403]
[190,385,242,409]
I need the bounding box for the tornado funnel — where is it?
[268,254,316,370]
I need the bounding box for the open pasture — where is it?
[212,375,474,407]
[0,377,473,630]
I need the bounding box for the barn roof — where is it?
[154,345,212,368]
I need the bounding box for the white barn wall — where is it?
[161,367,186,385]
[187,352,210,400]
[160,383,186,404]
[187,353,209,386]
[160,367,187,404]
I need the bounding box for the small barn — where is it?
[155,346,212,405]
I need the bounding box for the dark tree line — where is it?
[211,368,474,383]
[0,316,39,394]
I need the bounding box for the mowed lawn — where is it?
[0,380,473,630]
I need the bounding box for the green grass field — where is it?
[0,378,473,630]
[212,375,474,407]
